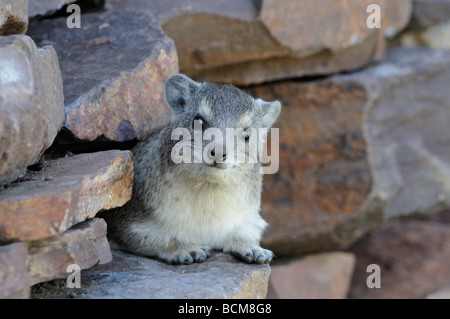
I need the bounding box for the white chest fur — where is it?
[149,175,261,248]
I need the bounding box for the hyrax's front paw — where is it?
[231,246,273,264]
[160,245,212,265]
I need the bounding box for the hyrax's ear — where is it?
[164,74,200,114]
[255,99,281,128]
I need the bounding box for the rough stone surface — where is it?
[0,150,133,241]
[251,48,450,256]
[409,0,450,29]
[27,218,112,286]
[0,242,29,299]
[106,0,412,85]
[31,250,271,299]
[28,0,76,18]
[0,35,64,186]
[0,0,28,35]
[268,252,355,299]
[348,209,450,299]
[27,10,178,142]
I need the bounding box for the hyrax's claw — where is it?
[170,254,194,265]
[165,245,212,265]
[231,246,273,264]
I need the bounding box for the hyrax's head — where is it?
[164,74,281,180]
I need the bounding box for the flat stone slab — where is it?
[27,218,112,286]
[27,10,178,142]
[31,250,271,299]
[0,150,133,241]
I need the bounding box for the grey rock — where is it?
[0,0,28,35]
[0,35,64,186]
[27,10,178,142]
[31,250,271,299]
[357,48,450,219]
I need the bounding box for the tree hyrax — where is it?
[101,74,281,264]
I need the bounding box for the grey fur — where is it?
[99,74,281,265]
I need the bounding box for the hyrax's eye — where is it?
[192,114,207,130]
[242,128,251,142]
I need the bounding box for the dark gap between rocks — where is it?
[30,0,106,23]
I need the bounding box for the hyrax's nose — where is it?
[210,148,227,161]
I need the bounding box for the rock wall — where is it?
[1,0,449,299]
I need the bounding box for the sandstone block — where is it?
[0,242,29,299]
[106,0,412,85]
[268,252,355,299]
[27,10,178,142]
[27,218,112,286]
[0,0,28,35]
[0,35,64,185]
[31,250,271,299]
[0,150,133,241]
[250,48,450,256]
